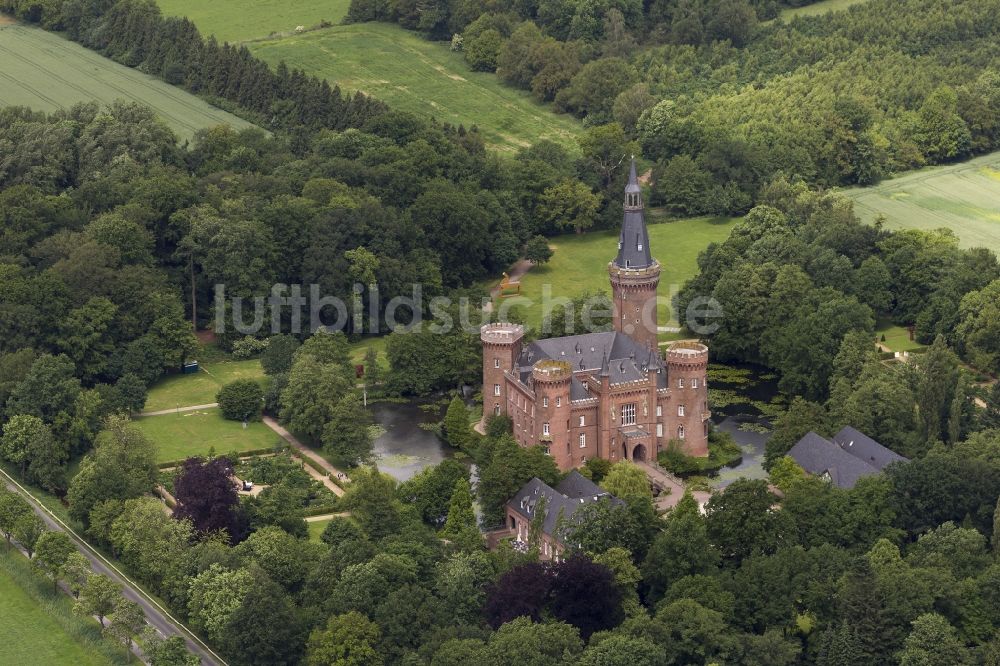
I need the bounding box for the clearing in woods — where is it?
[779,0,871,20]
[155,0,582,152]
[844,149,1000,254]
[0,21,255,141]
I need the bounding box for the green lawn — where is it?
[502,216,739,329]
[0,23,255,141]
[307,518,332,543]
[0,550,116,666]
[876,318,925,353]
[157,0,351,43]
[844,149,1000,255]
[144,359,264,412]
[135,408,282,463]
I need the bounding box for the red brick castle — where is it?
[481,160,710,471]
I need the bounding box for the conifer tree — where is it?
[442,478,482,551]
[443,396,470,449]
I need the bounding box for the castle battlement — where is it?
[532,360,572,383]
[608,260,661,281]
[666,341,709,365]
[480,322,525,345]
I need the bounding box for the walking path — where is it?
[262,416,349,496]
[0,469,226,666]
[141,402,218,416]
[635,460,688,509]
[305,512,351,522]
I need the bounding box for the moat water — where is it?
[370,400,455,481]
[707,363,782,489]
[368,363,780,487]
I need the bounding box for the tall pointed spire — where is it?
[614,156,653,269]
[625,156,641,202]
[599,346,610,378]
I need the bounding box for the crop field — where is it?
[0,23,254,141]
[0,552,115,666]
[502,215,739,329]
[155,0,581,153]
[135,408,282,463]
[845,150,1000,255]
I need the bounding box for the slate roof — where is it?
[831,426,907,470]
[614,159,653,270]
[506,471,621,537]
[517,332,665,392]
[787,429,908,489]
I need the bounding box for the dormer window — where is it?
[637,243,643,251]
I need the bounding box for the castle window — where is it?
[494,384,501,396]
[556,397,561,407]
[656,423,663,438]
[678,378,685,389]
[692,378,699,389]
[678,405,685,417]
[678,426,685,439]
[494,404,501,416]
[579,434,586,448]
[543,397,548,408]
[543,422,550,435]
[579,415,585,426]
[494,358,500,368]
[656,405,662,417]
[621,403,636,426]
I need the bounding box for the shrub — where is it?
[217,379,264,422]
[232,336,269,359]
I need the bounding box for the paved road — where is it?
[0,469,226,666]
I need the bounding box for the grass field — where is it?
[144,359,265,412]
[136,408,283,463]
[247,24,581,152]
[845,150,1000,254]
[0,550,116,666]
[158,0,351,43]
[779,0,869,20]
[0,22,255,141]
[502,216,739,329]
[155,0,581,153]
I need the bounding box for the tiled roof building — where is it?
[788,427,908,489]
[504,471,622,560]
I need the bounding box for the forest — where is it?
[347,0,1000,214]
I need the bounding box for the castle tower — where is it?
[609,158,661,351]
[665,341,710,457]
[531,360,573,469]
[481,323,525,420]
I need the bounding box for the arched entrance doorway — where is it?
[632,443,647,462]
